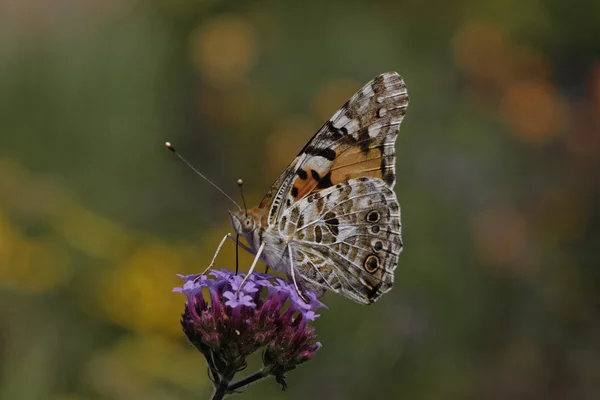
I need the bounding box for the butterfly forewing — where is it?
[261,72,408,226]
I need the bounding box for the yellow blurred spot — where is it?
[84,334,208,397]
[52,395,91,400]
[54,202,132,260]
[502,80,565,144]
[96,241,191,336]
[472,207,529,270]
[0,209,70,293]
[0,158,73,218]
[0,157,133,261]
[312,79,361,122]
[0,158,28,208]
[190,15,257,86]
[453,20,512,86]
[113,334,208,389]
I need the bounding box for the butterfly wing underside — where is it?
[279,178,402,304]
[257,72,408,304]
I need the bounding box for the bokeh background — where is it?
[1,0,599,399]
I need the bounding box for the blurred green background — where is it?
[1,0,599,399]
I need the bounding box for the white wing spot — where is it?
[360,85,374,98]
[345,119,360,135]
[368,122,383,137]
[385,89,408,99]
[333,114,351,129]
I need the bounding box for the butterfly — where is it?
[168,72,408,304]
[223,72,409,305]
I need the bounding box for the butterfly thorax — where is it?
[229,207,291,273]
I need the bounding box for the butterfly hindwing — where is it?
[261,72,409,226]
[279,178,403,304]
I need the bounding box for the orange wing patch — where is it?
[290,166,329,199]
[329,144,384,184]
[290,144,386,199]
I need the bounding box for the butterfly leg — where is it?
[225,234,271,273]
[287,244,309,303]
[194,233,229,281]
[236,242,265,296]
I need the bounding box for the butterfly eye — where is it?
[244,218,254,231]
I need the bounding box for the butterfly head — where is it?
[228,209,259,235]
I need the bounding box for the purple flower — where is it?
[222,290,256,308]
[174,269,325,395]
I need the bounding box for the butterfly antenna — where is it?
[165,142,242,211]
[237,179,248,217]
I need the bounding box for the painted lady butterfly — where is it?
[170,72,408,304]
[229,72,408,304]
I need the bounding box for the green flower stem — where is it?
[210,367,236,400]
[227,368,270,392]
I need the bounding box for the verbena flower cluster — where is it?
[173,269,325,397]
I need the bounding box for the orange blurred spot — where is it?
[452,20,512,86]
[312,79,361,122]
[589,61,600,129]
[472,207,529,270]
[531,188,589,243]
[264,117,317,174]
[189,15,257,86]
[563,101,600,160]
[196,86,228,124]
[511,49,553,82]
[196,84,253,126]
[503,80,565,144]
[591,61,600,107]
